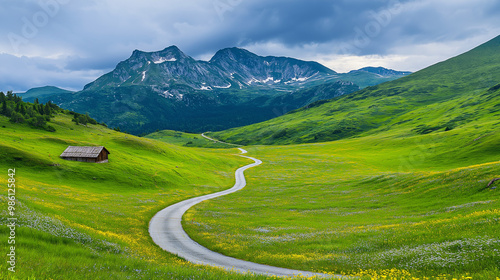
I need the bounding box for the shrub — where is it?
[9,112,26,123]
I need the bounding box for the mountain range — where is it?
[83,46,337,92]
[212,35,500,145]
[4,34,500,280]
[19,46,410,134]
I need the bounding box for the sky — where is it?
[1,0,500,92]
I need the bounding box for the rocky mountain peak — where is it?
[153,45,189,63]
[210,47,259,63]
[84,46,341,91]
[129,45,189,64]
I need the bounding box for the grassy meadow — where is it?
[184,125,500,279]
[2,36,500,280]
[145,130,233,149]
[1,107,497,279]
[181,38,500,279]
[0,113,292,280]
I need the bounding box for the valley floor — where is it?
[0,114,276,280]
[184,130,500,279]
[0,113,499,280]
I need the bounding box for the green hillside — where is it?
[2,35,499,280]
[0,112,276,279]
[145,130,233,149]
[212,35,500,145]
[185,131,500,279]
[178,35,500,279]
[53,80,361,135]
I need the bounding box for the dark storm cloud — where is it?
[217,0,500,55]
[1,0,500,91]
[183,0,406,57]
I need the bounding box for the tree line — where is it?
[0,91,102,132]
[0,91,61,131]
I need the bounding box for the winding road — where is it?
[201,133,242,147]
[149,148,336,278]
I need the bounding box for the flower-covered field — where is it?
[0,108,499,279]
[0,114,280,280]
[185,129,500,279]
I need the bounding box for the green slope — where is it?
[0,113,277,279]
[184,131,500,279]
[212,35,500,145]
[177,35,500,279]
[52,81,361,135]
[145,130,234,148]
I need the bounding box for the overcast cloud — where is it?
[1,0,500,92]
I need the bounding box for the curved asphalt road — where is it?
[149,148,337,278]
[201,133,243,147]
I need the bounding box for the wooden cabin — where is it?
[60,146,110,163]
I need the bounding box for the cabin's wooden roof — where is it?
[60,146,109,158]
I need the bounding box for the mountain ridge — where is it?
[209,47,336,86]
[17,86,74,103]
[83,45,338,93]
[350,66,412,77]
[21,46,410,134]
[212,35,500,145]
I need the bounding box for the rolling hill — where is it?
[211,35,500,145]
[176,35,500,279]
[0,107,276,279]
[1,34,499,279]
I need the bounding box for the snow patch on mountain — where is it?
[213,84,232,89]
[160,90,184,101]
[154,57,177,64]
[291,76,309,82]
[246,77,283,85]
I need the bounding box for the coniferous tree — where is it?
[47,101,54,111]
[0,94,60,132]
[25,106,35,118]
[1,100,7,115]
[13,94,22,103]
[37,104,44,115]
[19,103,26,115]
[44,103,51,115]
[72,113,79,124]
